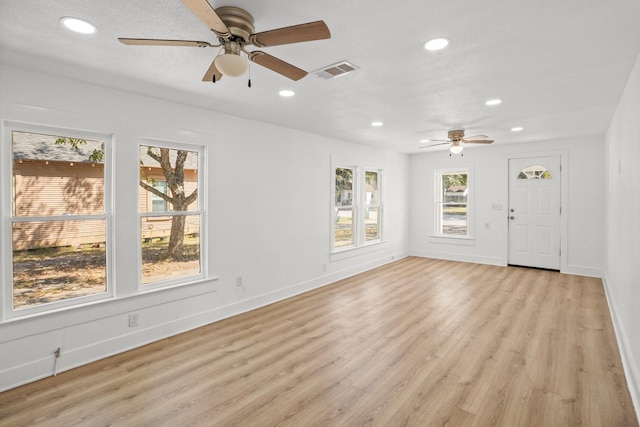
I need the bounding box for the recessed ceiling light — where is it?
[485,99,502,106]
[511,126,524,132]
[424,38,449,51]
[371,121,384,127]
[420,139,430,143]
[279,90,295,97]
[60,17,96,34]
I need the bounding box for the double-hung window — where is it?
[332,164,383,251]
[139,142,204,287]
[435,168,470,237]
[3,124,112,317]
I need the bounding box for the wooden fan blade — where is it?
[182,0,230,36]
[248,51,307,81]
[202,59,223,83]
[463,139,494,144]
[462,134,489,140]
[419,142,450,149]
[249,21,330,48]
[118,38,213,47]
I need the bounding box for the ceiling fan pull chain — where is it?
[248,63,252,88]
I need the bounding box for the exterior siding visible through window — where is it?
[5,125,112,317]
[436,169,469,236]
[139,143,204,287]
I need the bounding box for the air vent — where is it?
[315,61,359,79]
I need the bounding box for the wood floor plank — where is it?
[0,257,637,426]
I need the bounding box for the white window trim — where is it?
[1,122,114,320]
[431,165,475,243]
[331,158,385,254]
[137,139,206,290]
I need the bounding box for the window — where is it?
[334,167,355,248]
[365,170,381,242]
[150,180,168,212]
[517,165,552,180]
[436,169,469,236]
[4,125,111,316]
[139,143,204,287]
[332,164,383,251]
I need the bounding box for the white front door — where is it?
[508,156,561,270]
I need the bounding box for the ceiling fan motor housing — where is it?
[448,130,465,141]
[214,6,254,42]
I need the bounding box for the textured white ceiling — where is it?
[2,0,640,153]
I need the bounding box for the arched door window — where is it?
[517,165,552,180]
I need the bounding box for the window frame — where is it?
[2,122,113,319]
[331,160,384,253]
[137,139,206,290]
[364,169,382,243]
[434,167,473,239]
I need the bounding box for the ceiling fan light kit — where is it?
[449,142,463,154]
[117,0,331,84]
[213,41,247,77]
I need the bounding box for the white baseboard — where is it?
[602,276,640,422]
[1,251,408,392]
[562,264,603,278]
[409,250,504,266]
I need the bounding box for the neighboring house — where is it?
[12,132,198,250]
[444,185,468,203]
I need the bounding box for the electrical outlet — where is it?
[236,276,243,286]
[322,264,327,273]
[128,313,139,327]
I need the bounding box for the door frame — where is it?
[506,150,568,273]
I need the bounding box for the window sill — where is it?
[331,240,388,262]
[428,235,475,246]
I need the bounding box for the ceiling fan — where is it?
[118,0,331,84]
[420,130,494,156]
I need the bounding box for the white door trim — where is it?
[506,150,568,273]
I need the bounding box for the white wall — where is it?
[0,64,410,391]
[409,137,605,277]
[604,51,640,416]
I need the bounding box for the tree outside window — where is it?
[7,128,111,314]
[334,167,355,248]
[139,144,203,286]
[436,169,468,236]
[333,165,383,251]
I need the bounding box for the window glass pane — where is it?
[12,131,104,216]
[442,204,467,235]
[335,168,353,206]
[365,171,378,206]
[139,144,202,287]
[365,206,380,241]
[140,145,198,212]
[141,215,201,284]
[518,165,552,180]
[12,219,107,309]
[334,207,354,248]
[151,180,168,212]
[438,171,468,236]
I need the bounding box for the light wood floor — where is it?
[1,257,637,426]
